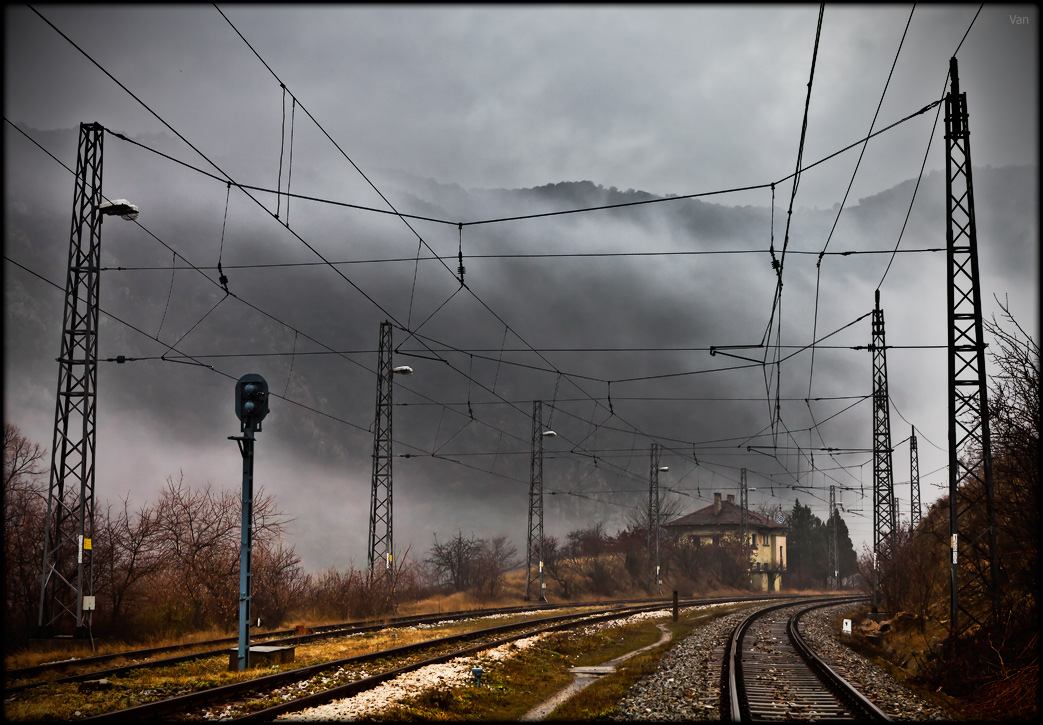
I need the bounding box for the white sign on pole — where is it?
[842,618,852,634]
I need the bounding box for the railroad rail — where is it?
[722,596,891,721]
[75,598,694,722]
[5,592,800,691]
[5,593,849,721]
[5,601,568,686]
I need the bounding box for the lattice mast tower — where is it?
[910,427,921,529]
[828,485,839,590]
[739,467,750,581]
[944,56,999,648]
[870,289,897,612]
[647,443,663,595]
[38,123,106,637]
[525,400,547,601]
[368,321,394,583]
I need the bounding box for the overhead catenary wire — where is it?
[808,4,915,398]
[13,5,977,527]
[761,3,825,451]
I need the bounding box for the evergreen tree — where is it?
[787,498,857,589]
[826,507,859,587]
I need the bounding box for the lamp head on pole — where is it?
[98,199,139,221]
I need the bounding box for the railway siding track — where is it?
[73,600,682,722]
[4,602,574,687]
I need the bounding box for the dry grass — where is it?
[1,606,607,721]
[834,604,1039,721]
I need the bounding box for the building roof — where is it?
[664,498,786,530]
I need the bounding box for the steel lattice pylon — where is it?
[910,427,921,528]
[368,321,394,583]
[525,401,547,601]
[870,289,897,612]
[647,443,662,595]
[739,468,750,581]
[38,122,105,637]
[944,57,999,649]
[828,485,839,590]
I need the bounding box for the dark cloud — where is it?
[4,6,1038,572]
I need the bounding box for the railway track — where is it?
[70,598,697,722]
[6,592,801,691]
[4,601,573,687]
[722,597,891,721]
[5,593,852,721]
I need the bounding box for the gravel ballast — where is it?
[612,602,955,721]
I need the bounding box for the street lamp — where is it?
[98,199,139,221]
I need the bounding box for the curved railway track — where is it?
[5,593,854,722]
[722,597,891,722]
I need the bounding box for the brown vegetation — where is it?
[853,303,1039,720]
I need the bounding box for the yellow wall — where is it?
[674,527,786,591]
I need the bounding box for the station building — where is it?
[663,492,787,591]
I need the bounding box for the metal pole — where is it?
[526,401,546,601]
[38,122,104,637]
[944,56,1000,653]
[648,444,662,595]
[236,428,255,672]
[870,289,896,612]
[828,485,839,590]
[740,468,749,586]
[369,322,394,584]
[910,427,921,528]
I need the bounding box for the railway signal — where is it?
[235,374,269,432]
[230,373,269,671]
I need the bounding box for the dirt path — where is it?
[520,623,674,721]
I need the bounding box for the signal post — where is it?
[231,374,268,672]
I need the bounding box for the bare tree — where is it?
[568,522,619,596]
[983,298,1039,627]
[94,495,166,632]
[153,473,290,632]
[425,532,517,601]
[3,423,46,503]
[252,541,309,627]
[426,531,482,592]
[542,535,579,600]
[3,425,48,642]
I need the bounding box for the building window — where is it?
[760,534,769,546]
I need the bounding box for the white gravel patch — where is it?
[276,635,543,721]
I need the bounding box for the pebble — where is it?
[276,635,542,721]
[273,600,954,721]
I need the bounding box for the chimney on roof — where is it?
[727,494,735,505]
[714,492,722,515]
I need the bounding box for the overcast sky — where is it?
[4,5,1039,576]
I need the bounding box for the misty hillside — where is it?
[3,123,1038,573]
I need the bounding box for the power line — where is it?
[809,4,915,397]
[16,4,959,515]
[95,245,946,271]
